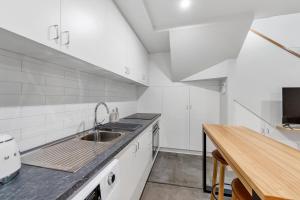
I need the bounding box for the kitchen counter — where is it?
[0,113,161,200]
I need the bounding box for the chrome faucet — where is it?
[94,102,109,129]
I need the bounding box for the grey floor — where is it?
[140,152,232,200]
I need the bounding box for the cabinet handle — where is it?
[134,144,138,153]
[124,66,130,75]
[61,31,70,46]
[48,25,59,40]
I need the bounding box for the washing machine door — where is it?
[84,185,101,200]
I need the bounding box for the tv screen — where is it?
[282,88,300,125]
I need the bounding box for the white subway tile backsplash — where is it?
[0,54,22,71]
[21,125,48,140]
[19,115,45,129]
[22,84,65,96]
[46,76,79,88]
[0,69,46,85]
[0,129,21,142]
[19,134,47,152]
[20,95,45,106]
[0,107,21,120]
[0,118,19,132]
[22,58,65,78]
[0,95,22,107]
[0,82,22,94]
[0,49,138,151]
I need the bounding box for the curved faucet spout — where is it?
[94,102,109,129]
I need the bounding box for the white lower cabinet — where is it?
[117,123,155,200]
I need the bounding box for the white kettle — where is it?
[0,134,21,184]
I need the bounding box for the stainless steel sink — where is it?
[81,130,124,142]
[22,130,126,172]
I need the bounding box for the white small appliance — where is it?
[71,159,120,200]
[0,134,21,184]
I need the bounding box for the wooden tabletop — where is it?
[203,124,300,200]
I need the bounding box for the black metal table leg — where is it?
[202,129,208,193]
[252,190,261,200]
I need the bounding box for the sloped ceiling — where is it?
[170,14,253,81]
[114,0,169,53]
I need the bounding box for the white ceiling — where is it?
[115,0,300,53]
[144,0,300,31]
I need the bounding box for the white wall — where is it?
[0,49,138,152]
[224,27,300,148]
[252,13,300,53]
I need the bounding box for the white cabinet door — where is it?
[105,0,131,76]
[189,86,220,152]
[137,129,152,176]
[60,0,109,69]
[0,0,60,49]
[161,86,189,150]
[118,142,138,200]
[129,37,149,84]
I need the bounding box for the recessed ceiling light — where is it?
[180,0,191,10]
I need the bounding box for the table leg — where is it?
[202,128,232,197]
[252,190,261,200]
[203,129,209,193]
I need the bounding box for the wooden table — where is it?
[202,124,300,200]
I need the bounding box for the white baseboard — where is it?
[159,147,212,157]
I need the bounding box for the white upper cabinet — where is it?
[105,0,132,77]
[105,0,149,85]
[0,0,61,49]
[0,0,149,85]
[60,0,109,69]
[60,0,149,84]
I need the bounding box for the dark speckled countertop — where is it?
[0,113,161,200]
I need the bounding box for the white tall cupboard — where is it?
[189,86,220,152]
[138,85,220,152]
[161,86,190,150]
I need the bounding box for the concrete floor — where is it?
[140,152,233,200]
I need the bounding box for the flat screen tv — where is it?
[282,87,300,125]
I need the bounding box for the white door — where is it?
[0,0,60,49]
[60,0,109,68]
[161,86,189,150]
[189,86,220,152]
